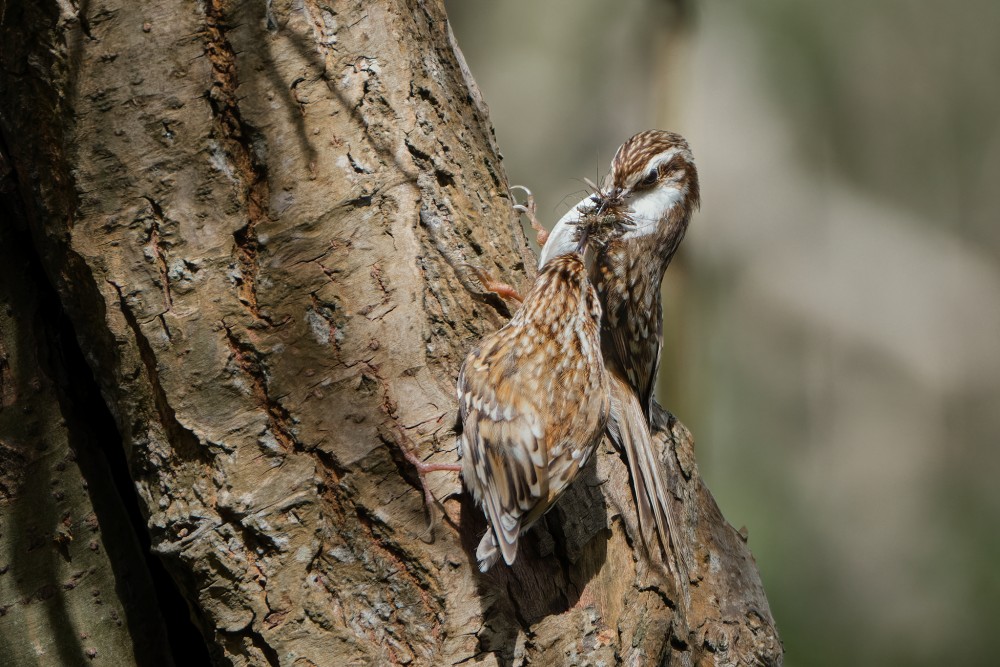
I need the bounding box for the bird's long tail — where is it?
[607,374,688,595]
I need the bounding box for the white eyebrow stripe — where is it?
[644,148,683,174]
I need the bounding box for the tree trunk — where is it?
[0,0,781,665]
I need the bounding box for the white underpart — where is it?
[538,196,591,268]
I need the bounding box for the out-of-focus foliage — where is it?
[449,1,1000,665]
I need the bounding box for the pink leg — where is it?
[466,265,524,303]
[400,442,461,510]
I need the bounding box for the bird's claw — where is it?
[511,185,549,247]
[510,184,534,204]
[396,431,462,538]
[465,264,524,303]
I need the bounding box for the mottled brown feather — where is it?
[592,130,699,575]
[592,131,697,416]
[458,253,610,571]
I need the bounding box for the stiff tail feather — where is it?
[607,375,688,592]
[476,531,501,573]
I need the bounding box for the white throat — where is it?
[623,185,684,240]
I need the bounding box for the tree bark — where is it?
[0,186,174,666]
[0,0,781,665]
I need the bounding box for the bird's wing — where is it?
[599,246,662,416]
[537,360,610,516]
[458,349,549,566]
[612,300,661,416]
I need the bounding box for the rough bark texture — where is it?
[0,0,781,665]
[0,188,173,663]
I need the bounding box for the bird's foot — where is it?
[512,185,549,246]
[465,264,524,303]
[400,442,461,508]
[395,430,462,539]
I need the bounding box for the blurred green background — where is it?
[449,1,1000,665]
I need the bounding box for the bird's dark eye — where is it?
[638,169,658,188]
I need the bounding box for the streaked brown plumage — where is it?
[597,130,699,417]
[538,130,699,570]
[458,251,610,572]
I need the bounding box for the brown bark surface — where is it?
[0,192,172,663]
[0,0,781,665]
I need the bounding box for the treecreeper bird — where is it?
[458,227,613,572]
[411,130,696,577]
[539,130,700,575]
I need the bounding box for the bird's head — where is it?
[600,130,700,239]
[537,130,700,268]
